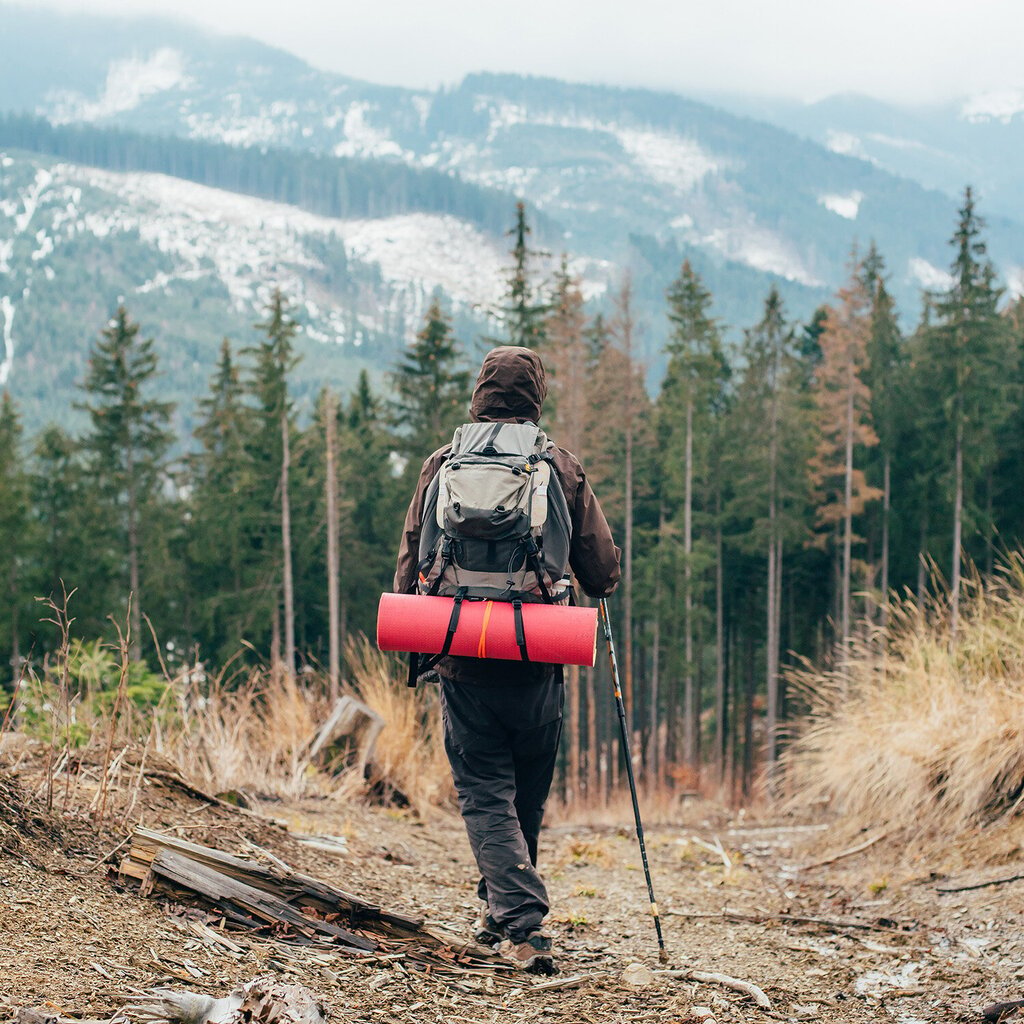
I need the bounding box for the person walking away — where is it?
[394,345,620,974]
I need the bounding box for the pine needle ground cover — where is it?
[786,554,1024,863]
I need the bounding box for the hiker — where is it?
[394,345,620,973]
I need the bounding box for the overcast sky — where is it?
[36,0,1024,104]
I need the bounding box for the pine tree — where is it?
[78,306,174,661]
[726,288,811,778]
[917,188,1013,636]
[246,291,300,673]
[189,338,255,664]
[660,261,730,773]
[860,245,905,618]
[491,202,548,349]
[391,297,471,468]
[808,259,882,648]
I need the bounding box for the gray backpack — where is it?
[409,421,572,680]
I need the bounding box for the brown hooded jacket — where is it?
[393,346,621,655]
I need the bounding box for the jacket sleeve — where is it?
[393,452,445,594]
[558,451,621,599]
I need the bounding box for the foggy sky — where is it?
[31,0,1024,105]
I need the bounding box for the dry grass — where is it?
[4,631,454,817]
[784,553,1024,855]
[342,638,453,814]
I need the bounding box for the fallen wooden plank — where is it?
[149,848,377,950]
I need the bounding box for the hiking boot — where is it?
[473,903,506,947]
[499,930,558,975]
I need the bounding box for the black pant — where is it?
[439,670,563,942]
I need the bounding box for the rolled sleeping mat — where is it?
[377,593,598,667]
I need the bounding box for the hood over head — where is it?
[470,345,548,423]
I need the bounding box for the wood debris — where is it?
[116,827,507,975]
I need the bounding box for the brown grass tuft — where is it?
[784,553,1024,854]
[343,638,453,814]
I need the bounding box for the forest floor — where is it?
[2,746,1023,1024]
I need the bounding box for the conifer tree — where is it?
[492,201,548,349]
[391,297,471,467]
[917,188,1013,636]
[726,288,810,774]
[78,306,174,660]
[189,338,254,663]
[247,291,300,673]
[860,245,905,617]
[660,261,730,772]
[808,259,881,647]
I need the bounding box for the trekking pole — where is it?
[598,597,668,964]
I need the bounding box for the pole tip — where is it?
[658,948,669,964]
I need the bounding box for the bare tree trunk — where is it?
[621,289,635,740]
[586,665,597,799]
[325,391,341,700]
[683,399,696,770]
[126,452,142,662]
[281,411,296,676]
[714,513,725,785]
[649,505,665,784]
[951,410,963,644]
[841,368,855,645]
[881,454,891,627]
[568,664,580,803]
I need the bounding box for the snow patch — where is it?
[825,130,865,158]
[819,191,863,220]
[705,222,821,287]
[615,128,718,192]
[48,49,188,123]
[15,169,52,234]
[961,89,1024,124]
[333,103,406,159]
[341,214,505,308]
[0,296,14,385]
[65,165,506,331]
[909,257,953,291]
[1005,266,1024,299]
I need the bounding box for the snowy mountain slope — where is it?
[5,5,1024,431]
[712,90,1024,225]
[6,7,1018,322]
[0,148,511,435]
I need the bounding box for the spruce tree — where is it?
[860,245,905,616]
[916,188,1013,635]
[78,306,174,660]
[189,338,255,664]
[808,259,881,647]
[660,261,730,773]
[491,202,549,349]
[391,297,471,468]
[246,291,300,672]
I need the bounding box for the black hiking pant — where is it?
[438,670,563,943]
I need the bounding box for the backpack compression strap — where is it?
[407,587,468,686]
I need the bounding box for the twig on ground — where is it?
[657,969,772,1009]
[936,871,1024,893]
[664,908,912,934]
[798,831,888,870]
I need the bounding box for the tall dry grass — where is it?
[343,638,453,813]
[785,554,1024,851]
[5,632,453,817]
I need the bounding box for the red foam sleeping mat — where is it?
[377,593,598,667]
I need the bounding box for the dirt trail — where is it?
[1,768,1022,1024]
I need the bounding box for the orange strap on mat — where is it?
[477,600,494,658]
